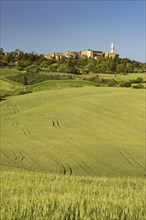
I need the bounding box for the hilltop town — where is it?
[44,43,119,60]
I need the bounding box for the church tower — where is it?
[111,43,115,53]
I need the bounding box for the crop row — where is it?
[0,171,145,220]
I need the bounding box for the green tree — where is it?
[116,64,126,73]
[57,64,70,73]
[126,63,134,73]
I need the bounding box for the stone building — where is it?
[103,43,119,59]
[80,49,93,58]
[104,52,119,59]
[44,52,65,60]
[65,51,80,58]
[44,43,119,60]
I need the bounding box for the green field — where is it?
[0,68,96,97]
[0,68,23,78]
[0,69,23,96]
[0,87,145,177]
[27,79,95,92]
[1,171,145,220]
[0,69,145,219]
[0,78,13,90]
[0,68,145,98]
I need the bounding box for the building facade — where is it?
[44,43,119,60]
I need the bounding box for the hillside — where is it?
[0,68,145,99]
[0,87,145,177]
[0,48,145,74]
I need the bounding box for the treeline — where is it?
[87,75,144,89]
[0,48,145,74]
[8,69,75,85]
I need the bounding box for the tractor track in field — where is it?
[21,128,31,136]
[19,150,40,168]
[0,149,26,162]
[16,150,26,161]
[69,154,97,176]
[6,146,72,176]
[12,120,18,127]
[54,148,94,176]
[120,151,145,175]
[49,147,94,176]
[8,148,41,168]
[120,151,139,170]
[0,162,50,173]
[1,157,72,175]
[56,120,61,128]
[54,161,72,175]
[52,147,90,175]
[51,119,61,128]
[6,101,19,115]
[67,163,73,175]
[52,120,57,128]
[46,156,72,175]
[50,159,67,175]
[1,148,91,176]
[0,151,11,160]
[55,161,66,175]
[125,151,144,170]
[28,155,40,168]
[47,148,90,176]
[76,156,97,176]
[23,149,69,175]
[69,155,91,175]
[1,149,17,161]
[9,149,19,161]
[26,129,31,135]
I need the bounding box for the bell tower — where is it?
[111,42,115,53]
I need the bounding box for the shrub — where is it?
[17,90,32,95]
[75,85,83,87]
[130,77,143,84]
[0,96,6,101]
[8,72,63,85]
[107,79,118,87]
[119,81,132,87]
[132,84,144,89]
[135,77,143,83]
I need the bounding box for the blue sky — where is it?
[1,0,145,62]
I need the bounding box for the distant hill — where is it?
[0,48,145,74]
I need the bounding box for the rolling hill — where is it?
[0,87,145,177]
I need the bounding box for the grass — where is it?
[0,170,145,220]
[0,68,23,77]
[0,68,96,96]
[27,79,95,91]
[0,80,145,219]
[0,68,145,98]
[0,87,145,177]
[0,79,13,90]
[0,69,23,97]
